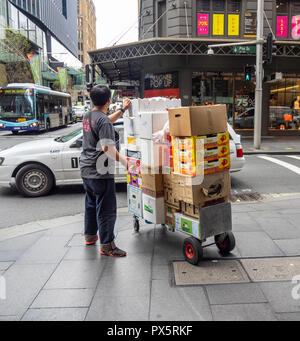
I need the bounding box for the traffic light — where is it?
[244,66,252,81]
[266,33,276,64]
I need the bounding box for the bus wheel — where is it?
[16,164,54,197]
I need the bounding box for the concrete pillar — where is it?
[179,69,192,106]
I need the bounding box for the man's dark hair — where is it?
[90,85,111,106]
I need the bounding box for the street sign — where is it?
[233,46,256,54]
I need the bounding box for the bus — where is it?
[0,83,72,134]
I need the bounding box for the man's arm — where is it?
[109,98,131,124]
[102,145,127,168]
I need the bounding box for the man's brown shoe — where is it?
[100,241,127,257]
[85,235,99,246]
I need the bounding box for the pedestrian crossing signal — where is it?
[244,66,252,81]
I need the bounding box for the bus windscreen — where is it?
[0,89,34,122]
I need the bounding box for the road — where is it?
[1,125,300,229]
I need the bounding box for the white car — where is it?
[0,123,245,197]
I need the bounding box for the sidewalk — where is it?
[242,136,300,155]
[1,196,300,321]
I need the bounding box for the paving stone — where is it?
[16,235,71,264]
[86,295,149,321]
[248,211,283,220]
[113,228,155,255]
[285,214,300,228]
[274,239,300,256]
[0,262,13,271]
[31,289,94,308]
[259,282,300,313]
[45,222,83,236]
[0,264,56,317]
[150,279,212,321]
[202,244,242,259]
[232,212,262,232]
[64,245,100,260]
[206,283,267,305]
[0,316,20,321]
[276,312,300,321]
[234,232,284,257]
[211,303,277,321]
[241,257,300,282]
[152,265,171,280]
[45,260,106,289]
[258,220,300,240]
[0,250,26,262]
[22,308,88,321]
[173,261,249,286]
[67,233,90,247]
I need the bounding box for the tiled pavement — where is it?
[0,198,300,321]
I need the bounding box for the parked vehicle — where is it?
[0,122,245,197]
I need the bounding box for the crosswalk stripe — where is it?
[287,156,300,161]
[258,155,300,175]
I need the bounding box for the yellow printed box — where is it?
[204,157,231,175]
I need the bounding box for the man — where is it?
[80,85,131,257]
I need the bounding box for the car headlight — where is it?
[0,157,5,166]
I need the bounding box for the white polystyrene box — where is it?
[142,194,165,224]
[128,185,143,218]
[124,112,142,137]
[139,111,169,140]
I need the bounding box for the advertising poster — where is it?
[27,54,41,85]
[144,72,179,99]
[57,67,68,92]
[277,16,288,38]
[213,14,224,35]
[197,14,209,35]
[292,16,300,39]
[244,12,257,37]
[228,14,240,36]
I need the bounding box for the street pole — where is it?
[254,0,264,150]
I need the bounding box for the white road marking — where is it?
[258,155,300,175]
[287,156,300,161]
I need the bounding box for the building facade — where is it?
[77,0,96,66]
[90,0,300,136]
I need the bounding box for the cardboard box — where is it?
[204,157,231,175]
[168,105,227,137]
[165,204,180,227]
[163,173,173,188]
[142,187,164,198]
[127,173,142,189]
[127,157,141,176]
[141,168,164,193]
[175,213,200,238]
[181,202,200,219]
[142,194,165,224]
[172,170,231,205]
[128,185,143,218]
[140,112,169,140]
[164,185,181,209]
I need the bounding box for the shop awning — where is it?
[89,38,300,83]
[42,71,59,81]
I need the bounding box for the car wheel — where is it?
[15,164,54,197]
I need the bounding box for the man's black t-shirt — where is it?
[80,110,116,179]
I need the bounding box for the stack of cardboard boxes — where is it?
[164,105,231,239]
[125,101,231,241]
[125,98,181,224]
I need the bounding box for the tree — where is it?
[3,28,35,84]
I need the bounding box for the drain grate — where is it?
[230,193,264,203]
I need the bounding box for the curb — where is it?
[244,151,300,155]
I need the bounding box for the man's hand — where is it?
[123,98,131,111]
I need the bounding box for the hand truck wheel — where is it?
[215,232,236,255]
[133,217,140,233]
[183,237,203,265]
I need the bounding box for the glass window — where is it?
[228,0,241,13]
[0,91,34,121]
[276,0,288,13]
[213,0,225,12]
[293,0,300,13]
[196,0,210,12]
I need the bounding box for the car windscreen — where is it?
[0,90,34,121]
[56,129,83,143]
